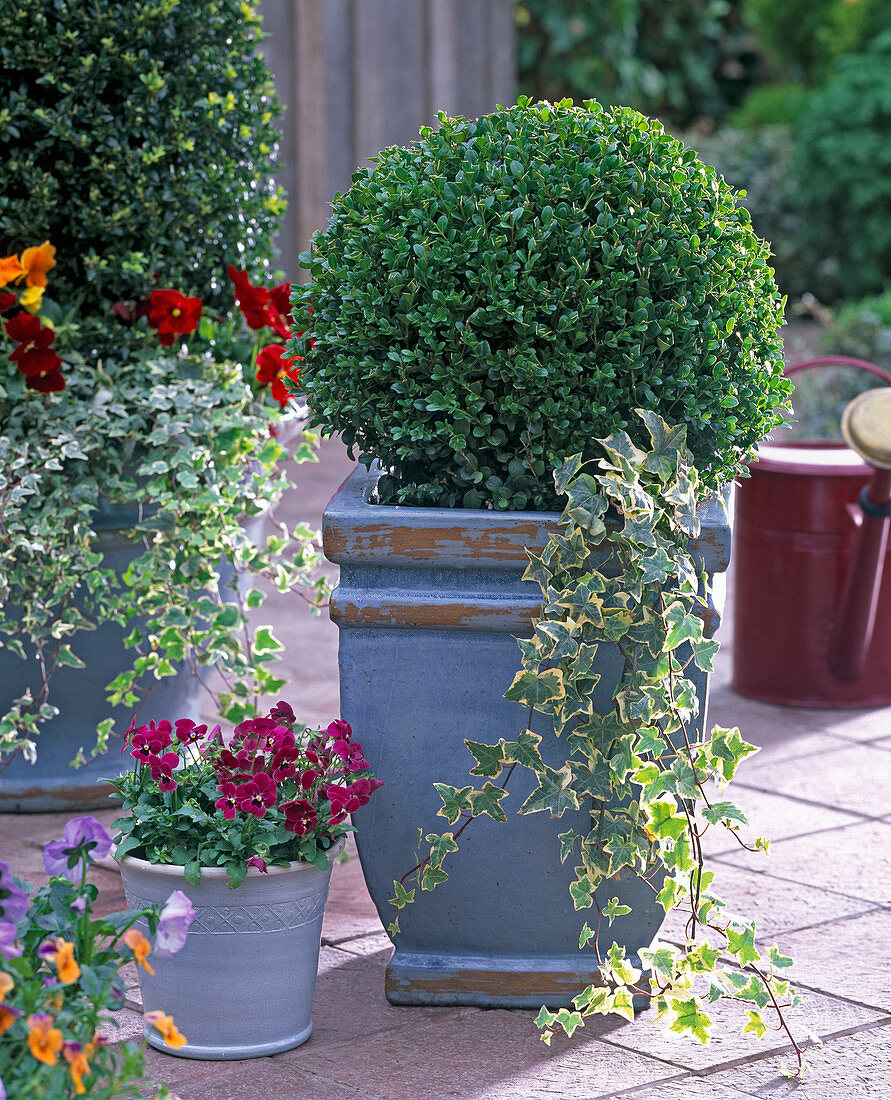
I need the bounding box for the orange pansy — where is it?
[0,1006,19,1034]
[123,928,155,974]
[0,253,26,287]
[27,1014,64,1065]
[0,971,13,1002]
[53,940,81,985]
[64,1040,96,1095]
[145,1010,187,1049]
[20,241,56,288]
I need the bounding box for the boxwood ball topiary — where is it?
[294,98,788,510]
[0,0,283,313]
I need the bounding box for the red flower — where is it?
[173,719,207,745]
[234,773,277,818]
[229,267,292,338]
[5,312,63,380]
[281,798,318,836]
[147,289,202,346]
[255,344,301,407]
[26,368,65,393]
[214,782,239,820]
[0,292,16,313]
[326,719,353,741]
[148,752,180,792]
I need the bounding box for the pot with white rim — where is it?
[116,837,344,1060]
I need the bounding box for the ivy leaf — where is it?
[503,667,565,712]
[519,764,578,817]
[640,944,676,981]
[464,740,505,778]
[743,1009,767,1038]
[606,942,641,985]
[579,923,596,949]
[563,473,608,531]
[389,880,415,909]
[433,783,473,825]
[468,782,508,822]
[553,453,585,494]
[668,998,712,1043]
[726,925,760,967]
[569,873,594,910]
[637,410,687,479]
[603,897,632,925]
[603,988,633,1021]
[387,918,401,936]
[554,1009,585,1037]
[501,729,545,771]
[691,635,720,672]
[645,799,688,841]
[535,620,579,662]
[558,829,578,864]
[662,600,704,650]
[522,551,552,590]
[767,945,794,970]
[420,864,449,890]
[706,726,760,784]
[599,430,647,471]
[534,1006,557,1029]
[701,801,748,828]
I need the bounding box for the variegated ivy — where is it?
[391,410,807,1076]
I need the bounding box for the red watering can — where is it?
[732,357,891,707]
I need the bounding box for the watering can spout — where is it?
[828,388,891,683]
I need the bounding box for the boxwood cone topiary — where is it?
[293,98,789,510]
[0,0,284,314]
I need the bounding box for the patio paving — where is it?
[2,435,890,1099]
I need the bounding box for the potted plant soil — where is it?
[108,703,382,1060]
[0,0,324,810]
[290,99,790,1011]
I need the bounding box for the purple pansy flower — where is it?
[246,855,268,874]
[37,939,59,962]
[43,816,113,882]
[0,862,28,923]
[153,890,196,959]
[0,922,21,960]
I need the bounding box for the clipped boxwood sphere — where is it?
[294,98,788,510]
[0,0,283,312]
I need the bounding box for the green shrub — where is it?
[791,32,891,299]
[687,125,824,300]
[743,0,875,82]
[294,99,788,510]
[516,0,760,128]
[822,290,891,371]
[726,81,811,129]
[0,0,283,314]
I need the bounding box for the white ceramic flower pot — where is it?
[117,839,343,1060]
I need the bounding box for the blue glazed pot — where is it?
[323,465,730,1008]
[0,510,203,813]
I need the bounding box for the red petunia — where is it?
[255,344,301,407]
[147,289,202,346]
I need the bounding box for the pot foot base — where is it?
[145,1021,313,1060]
[385,952,649,1009]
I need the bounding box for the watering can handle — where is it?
[784,356,891,385]
[828,387,891,683]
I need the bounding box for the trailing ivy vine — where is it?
[391,411,807,1075]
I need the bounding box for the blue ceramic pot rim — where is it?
[112,836,344,880]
